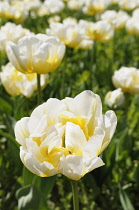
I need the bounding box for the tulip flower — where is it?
[0,1,27,23]
[112,67,139,95]
[82,0,111,15]
[105,88,125,109]
[6,34,66,74]
[48,15,61,24]
[15,90,117,180]
[0,22,33,53]
[46,19,94,49]
[78,19,114,43]
[126,9,139,35]
[0,62,48,98]
[44,0,65,14]
[100,10,130,30]
[118,0,137,11]
[22,0,42,12]
[67,0,83,11]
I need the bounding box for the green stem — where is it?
[37,74,41,105]
[71,180,79,210]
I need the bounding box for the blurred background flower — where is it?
[46,19,94,49]
[100,10,130,30]
[112,66,139,94]
[0,22,33,54]
[105,88,125,109]
[0,62,49,97]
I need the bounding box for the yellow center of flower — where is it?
[38,146,70,167]
[60,113,90,140]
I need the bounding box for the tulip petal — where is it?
[65,122,87,155]
[14,117,30,146]
[59,155,84,180]
[83,156,105,175]
[59,155,104,180]
[45,98,67,124]
[6,42,26,73]
[83,127,105,157]
[28,99,66,132]
[100,110,117,153]
[28,103,46,133]
[64,90,102,118]
[20,147,58,177]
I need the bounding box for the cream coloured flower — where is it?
[46,20,93,49]
[15,90,117,180]
[105,88,125,109]
[0,1,27,23]
[110,0,119,5]
[37,4,49,16]
[125,17,139,36]
[112,67,139,94]
[118,0,138,11]
[67,0,84,10]
[44,0,65,14]
[63,17,78,25]
[0,22,33,53]
[100,10,130,30]
[22,0,42,12]
[78,19,114,43]
[6,34,66,74]
[0,62,48,97]
[82,0,111,15]
[132,8,139,18]
[48,15,61,24]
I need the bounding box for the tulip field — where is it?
[1,0,139,210]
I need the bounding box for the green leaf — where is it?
[39,176,56,199]
[0,94,13,114]
[119,187,135,210]
[16,185,41,210]
[22,167,35,186]
[0,130,19,148]
[21,168,56,206]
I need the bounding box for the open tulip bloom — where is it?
[6,34,66,74]
[15,90,117,181]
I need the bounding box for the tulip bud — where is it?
[105,88,125,109]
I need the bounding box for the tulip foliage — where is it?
[0,0,139,210]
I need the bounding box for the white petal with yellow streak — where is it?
[58,155,84,180]
[20,147,58,177]
[14,117,30,146]
[40,127,63,151]
[28,103,46,133]
[31,114,48,134]
[64,90,102,118]
[83,156,104,176]
[100,110,117,153]
[83,127,105,157]
[6,42,27,73]
[28,99,66,133]
[44,98,67,125]
[58,155,104,180]
[65,122,87,155]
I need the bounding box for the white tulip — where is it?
[46,20,93,49]
[0,62,48,97]
[78,20,114,43]
[44,0,65,14]
[6,34,66,74]
[100,10,130,30]
[15,90,117,180]
[105,88,125,109]
[112,67,139,94]
[0,22,33,53]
